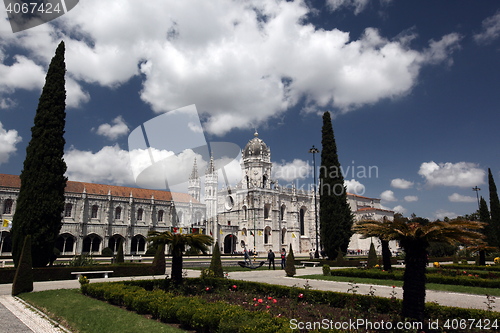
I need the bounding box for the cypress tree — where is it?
[284,244,296,277]
[209,241,224,278]
[488,169,500,248]
[319,111,353,259]
[367,242,378,268]
[12,41,67,267]
[12,235,34,295]
[116,239,125,263]
[152,243,166,275]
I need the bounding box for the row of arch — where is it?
[0,231,147,255]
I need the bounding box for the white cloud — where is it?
[434,209,457,220]
[393,205,407,214]
[474,11,500,44]
[381,190,397,202]
[96,116,130,140]
[326,0,369,15]
[345,179,366,196]
[404,195,418,202]
[418,161,485,187]
[272,159,311,182]
[0,0,463,135]
[0,122,22,165]
[391,178,414,189]
[448,193,476,203]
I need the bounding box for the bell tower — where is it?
[241,131,272,189]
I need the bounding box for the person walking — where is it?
[267,249,275,270]
[280,248,286,269]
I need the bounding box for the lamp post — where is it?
[472,186,481,210]
[309,145,320,259]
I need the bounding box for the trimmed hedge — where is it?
[330,268,500,288]
[0,263,159,284]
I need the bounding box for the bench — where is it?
[71,271,114,279]
[359,260,368,267]
[397,260,405,265]
[125,255,142,262]
[302,261,320,267]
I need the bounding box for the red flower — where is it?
[267,296,272,300]
[253,298,257,301]
[266,305,271,309]
[205,287,210,291]
[258,299,263,303]
[273,299,277,303]
[298,293,304,299]
[232,285,237,290]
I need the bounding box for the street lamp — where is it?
[472,186,481,210]
[309,145,320,259]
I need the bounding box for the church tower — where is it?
[241,131,272,189]
[204,155,218,220]
[188,158,200,201]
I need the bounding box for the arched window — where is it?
[82,234,102,253]
[64,203,72,217]
[158,210,164,222]
[243,206,247,220]
[91,205,99,219]
[137,208,143,221]
[300,208,306,236]
[131,235,146,254]
[280,205,286,221]
[263,175,267,188]
[264,204,271,219]
[177,211,183,224]
[3,199,13,214]
[115,207,122,220]
[264,226,272,244]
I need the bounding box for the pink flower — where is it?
[273,299,277,303]
[254,303,258,307]
[266,305,270,309]
[277,314,282,318]
[298,293,304,299]
[258,299,263,303]
[232,285,237,290]
[253,298,257,301]
[205,287,210,291]
[267,296,272,300]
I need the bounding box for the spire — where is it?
[190,158,199,180]
[206,154,215,174]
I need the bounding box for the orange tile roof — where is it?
[347,192,380,201]
[0,174,198,204]
[357,207,394,213]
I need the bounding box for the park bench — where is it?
[397,259,405,265]
[71,270,114,279]
[125,255,142,262]
[302,261,320,267]
[359,260,368,267]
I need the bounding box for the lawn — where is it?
[19,289,186,333]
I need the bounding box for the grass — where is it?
[299,274,500,297]
[19,289,185,333]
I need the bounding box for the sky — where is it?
[0,0,499,220]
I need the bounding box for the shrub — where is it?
[335,250,344,265]
[152,243,166,275]
[367,242,378,268]
[12,235,33,296]
[68,254,98,267]
[101,247,113,257]
[116,239,125,263]
[209,241,224,278]
[322,264,331,276]
[285,244,296,277]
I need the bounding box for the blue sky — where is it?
[0,0,499,220]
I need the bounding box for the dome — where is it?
[243,131,269,158]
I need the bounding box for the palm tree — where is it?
[147,231,213,284]
[353,218,485,322]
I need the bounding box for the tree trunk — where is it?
[381,239,392,271]
[401,240,427,322]
[171,246,183,284]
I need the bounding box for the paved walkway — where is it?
[0,267,497,332]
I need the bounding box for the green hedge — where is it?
[330,268,500,288]
[0,263,159,284]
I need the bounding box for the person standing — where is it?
[268,249,275,270]
[280,248,286,269]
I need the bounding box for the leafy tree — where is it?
[12,235,34,295]
[488,168,500,248]
[354,218,485,322]
[12,42,67,267]
[147,231,212,284]
[209,241,224,278]
[284,244,296,277]
[319,111,353,259]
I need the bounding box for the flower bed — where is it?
[81,278,500,333]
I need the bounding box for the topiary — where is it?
[285,244,296,277]
[101,247,114,257]
[335,249,345,266]
[116,239,125,264]
[322,264,331,276]
[152,243,166,275]
[209,241,224,278]
[367,242,378,268]
[12,235,33,296]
